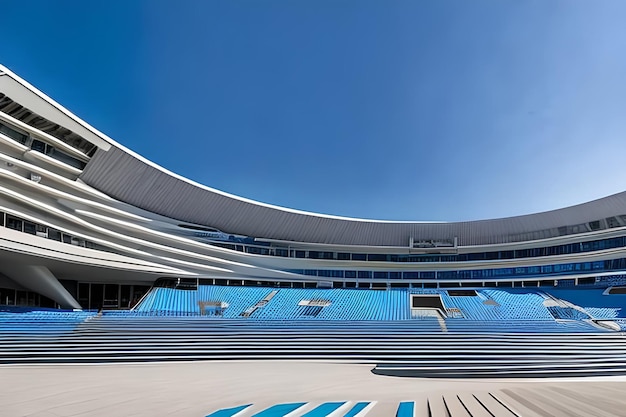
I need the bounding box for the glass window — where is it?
[23,221,36,235]
[0,288,16,305]
[417,256,438,262]
[85,241,100,250]
[77,283,89,308]
[16,291,28,306]
[458,270,471,279]
[589,220,601,230]
[6,216,22,231]
[35,224,47,237]
[120,285,132,309]
[46,147,86,169]
[485,252,499,260]
[47,229,62,241]
[438,271,457,279]
[90,284,104,310]
[31,139,47,153]
[103,285,119,308]
[0,122,28,144]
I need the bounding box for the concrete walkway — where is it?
[1,361,626,416]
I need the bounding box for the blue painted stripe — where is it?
[343,402,370,417]
[301,402,345,417]
[396,402,413,417]
[252,403,307,417]
[206,404,251,417]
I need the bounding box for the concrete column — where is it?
[1,265,81,309]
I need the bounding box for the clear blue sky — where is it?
[1,1,626,221]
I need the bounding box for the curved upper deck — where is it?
[79,144,626,247]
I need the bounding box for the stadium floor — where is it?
[2,361,626,417]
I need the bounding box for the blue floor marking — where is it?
[252,402,307,417]
[343,402,370,417]
[396,402,413,417]
[301,402,345,417]
[206,404,251,417]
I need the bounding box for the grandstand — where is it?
[2,64,626,415]
[132,284,626,324]
[2,284,626,380]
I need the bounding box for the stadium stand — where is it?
[132,285,622,324]
[544,288,626,319]
[2,282,625,379]
[0,307,96,336]
[0,312,624,378]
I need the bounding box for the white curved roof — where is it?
[79,144,626,246]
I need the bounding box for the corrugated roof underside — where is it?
[80,147,626,246]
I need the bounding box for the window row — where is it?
[77,283,150,310]
[286,258,626,280]
[0,288,57,308]
[0,211,110,251]
[0,94,97,156]
[211,235,626,263]
[0,120,86,169]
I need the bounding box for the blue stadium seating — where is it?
[544,288,626,319]
[0,309,96,336]
[130,285,626,324]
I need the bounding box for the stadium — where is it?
[1,63,626,416]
